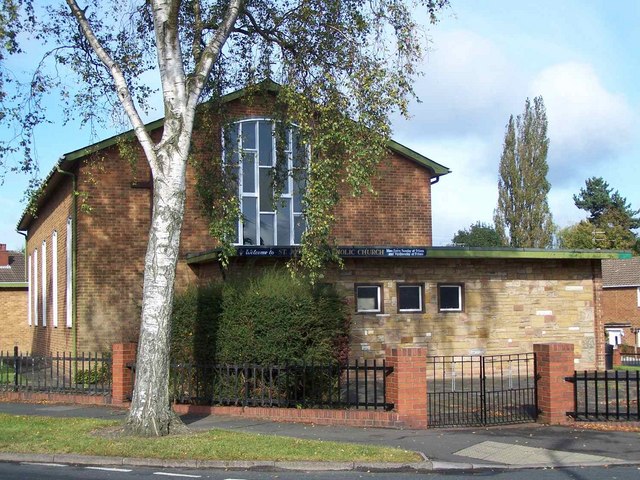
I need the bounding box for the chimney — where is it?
[0,244,8,267]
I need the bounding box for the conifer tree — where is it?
[494,96,554,248]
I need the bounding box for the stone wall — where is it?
[328,257,603,369]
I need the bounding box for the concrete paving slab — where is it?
[455,440,624,466]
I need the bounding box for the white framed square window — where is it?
[397,284,424,313]
[355,284,382,313]
[438,283,464,312]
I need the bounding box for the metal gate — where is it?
[427,353,538,427]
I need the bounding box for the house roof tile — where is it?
[0,251,26,284]
[602,257,640,288]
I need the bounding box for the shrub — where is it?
[170,270,350,366]
[170,283,224,364]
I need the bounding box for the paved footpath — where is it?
[0,402,639,472]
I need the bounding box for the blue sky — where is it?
[1,0,639,249]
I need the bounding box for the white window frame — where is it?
[355,284,383,313]
[397,284,424,313]
[637,287,640,308]
[33,248,38,326]
[27,254,32,326]
[224,118,306,246]
[52,230,58,328]
[66,217,73,328]
[41,239,47,327]
[438,284,464,312]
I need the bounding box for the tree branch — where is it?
[65,0,158,172]
[187,0,243,110]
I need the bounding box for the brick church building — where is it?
[14,84,627,369]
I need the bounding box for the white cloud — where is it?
[531,62,636,181]
[396,29,524,139]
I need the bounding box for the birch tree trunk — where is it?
[65,0,243,435]
[126,143,190,435]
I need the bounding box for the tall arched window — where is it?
[225,119,306,246]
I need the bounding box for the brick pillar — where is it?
[385,346,428,429]
[534,343,574,425]
[612,348,622,367]
[112,343,137,405]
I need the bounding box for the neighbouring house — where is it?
[602,257,640,350]
[14,83,628,368]
[0,244,28,352]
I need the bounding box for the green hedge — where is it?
[170,270,350,365]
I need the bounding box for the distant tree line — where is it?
[450,97,638,254]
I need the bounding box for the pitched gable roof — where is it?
[17,81,450,231]
[602,257,640,288]
[0,250,26,284]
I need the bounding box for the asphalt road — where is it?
[2,462,640,480]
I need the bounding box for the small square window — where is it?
[356,284,382,313]
[397,284,423,312]
[438,284,463,312]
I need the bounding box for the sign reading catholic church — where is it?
[236,246,427,258]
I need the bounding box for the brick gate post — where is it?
[112,343,137,405]
[533,343,574,425]
[385,346,428,428]
[612,348,622,367]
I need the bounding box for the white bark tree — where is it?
[2,0,450,435]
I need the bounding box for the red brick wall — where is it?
[534,343,575,425]
[332,156,432,246]
[74,145,153,352]
[601,286,640,347]
[25,177,74,354]
[24,95,436,353]
[0,287,29,352]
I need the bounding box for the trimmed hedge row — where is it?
[170,269,350,365]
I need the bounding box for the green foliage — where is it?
[170,283,224,364]
[74,361,111,386]
[558,220,638,252]
[170,270,350,365]
[494,96,554,248]
[561,177,640,253]
[452,221,504,247]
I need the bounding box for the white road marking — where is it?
[153,473,201,478]
[21,462,67,467]
[86,467,133,472]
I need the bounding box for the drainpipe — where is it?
[16,231,27,281]
[56,164,78,360]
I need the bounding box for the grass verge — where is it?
[614,365,640,372]
[0,414,420,463]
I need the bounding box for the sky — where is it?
[1,0,639,250]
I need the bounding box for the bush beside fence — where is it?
[0,348,111,396]
[169,359,392,410]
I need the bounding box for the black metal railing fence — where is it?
[621,353,640,367]
[567,370,639,421]
[0,347,111,396]
[162,359,392,410]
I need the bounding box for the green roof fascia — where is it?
[185,246,631,265]
[387,140,451,177]
[0,282,28,288]
[59,83,282,162]
[63,118,166,163]
[421,247,632,260]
